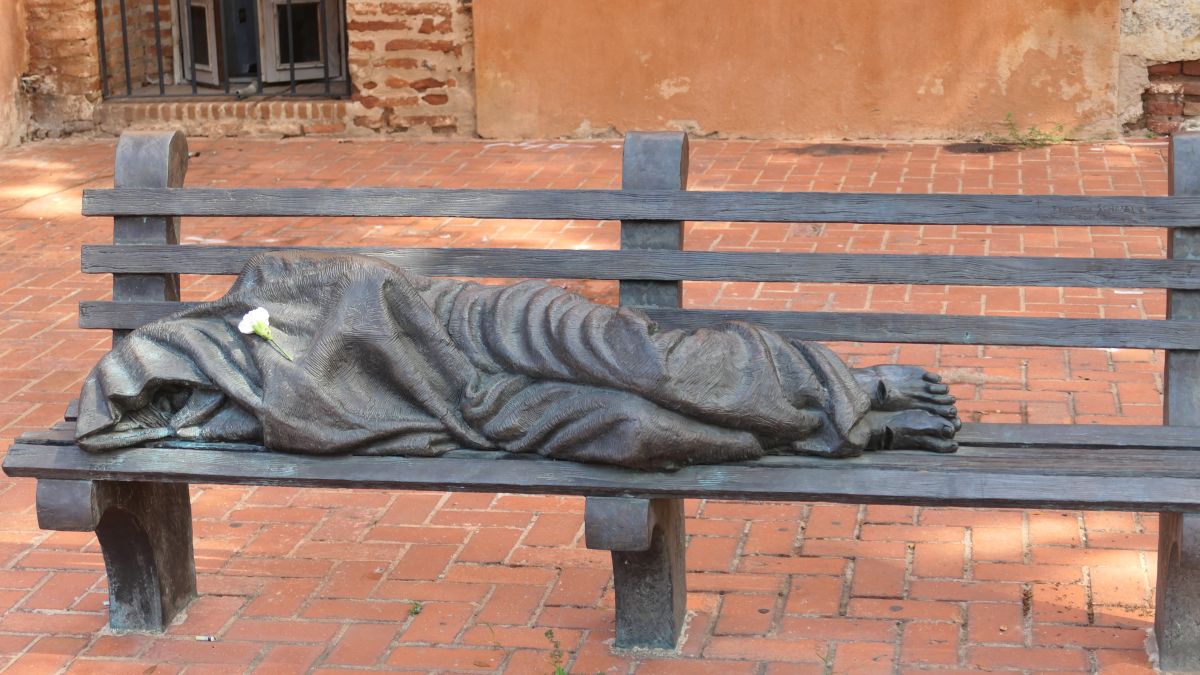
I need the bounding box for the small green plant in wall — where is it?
[996,112,1068,148]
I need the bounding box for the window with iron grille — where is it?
[96,0,350,98]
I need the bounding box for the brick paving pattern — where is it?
[0,136,1172,673]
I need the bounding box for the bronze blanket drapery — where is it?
[76,252,872,469]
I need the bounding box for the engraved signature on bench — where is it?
[1049,204,1148,219]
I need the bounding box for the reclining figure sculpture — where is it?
[77,252,959,470]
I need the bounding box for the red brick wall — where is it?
[20,0,476,138]
[344,0,475,135]
[1144,60,1200,135]
[93,99,348,136]
[99,0,176,97]
[24,0,103,137]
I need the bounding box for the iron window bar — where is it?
[286,0,296,95]
[181,0,197,94]
[219,0,231,94]
[342,0,350,98]
[94,0,349,100]
[118,0,133,96]
[151,0,166,95]
[95,0,110,98]
[320,0,329,95]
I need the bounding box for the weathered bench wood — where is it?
[82,244,1200,288]
[11,436,1200,510]
[1155,133,1200,668]
[82,186,1200,227]
[7,128,1200,667]
[36,478,194,631]
[602,131,689,646]
[75,299,1200,349]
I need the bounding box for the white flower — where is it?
[237,307,293,361]
[238,307,272,338]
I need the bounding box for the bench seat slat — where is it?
[81,188,1200,228]
[955,423,1199,448]
[6,443,1200,512]
[20,438,1200,475]
[82,245,1200,289]
[23,422,1200,450]
[741,446,1200,476]
[77,300,1200,349]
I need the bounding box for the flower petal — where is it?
[240,307,276,341]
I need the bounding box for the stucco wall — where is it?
[0,0,29,146]
[475,0,1121,140]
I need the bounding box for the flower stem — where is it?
[267,338,294,361]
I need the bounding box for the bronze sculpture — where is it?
[76,252,959,469]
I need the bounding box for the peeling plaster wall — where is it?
[0,0,29,146]
[1121,0,1200,62]
[1120,0,1200,127]
[474,0,1121,140]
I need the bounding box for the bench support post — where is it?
[113,129,188,343]
[1157,512,1200,668]
[1158,131,1200,669]
[585,497,687,649]
[586,131,692,650]
[52,130,200,632]
[36,479,196,631]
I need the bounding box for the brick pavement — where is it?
[0,136,1173,674]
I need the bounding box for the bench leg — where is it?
[36,479,196,631]
[1156,512,1200,670]
[585,497,686,649]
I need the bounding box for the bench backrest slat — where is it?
[81,186,1200,228]
[82,244,1200,289]
[77,300,1200,350]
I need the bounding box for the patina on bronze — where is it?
[75,252,959,469]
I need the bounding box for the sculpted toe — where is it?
[930,439,958,453]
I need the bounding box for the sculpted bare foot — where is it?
[861,409,960,453]
[853,365,957,419]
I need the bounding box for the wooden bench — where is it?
[7,129,1200,667]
